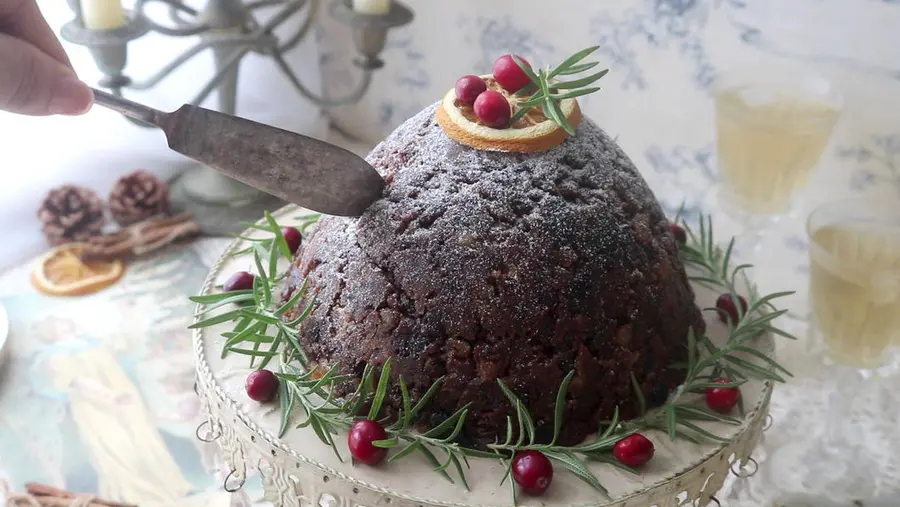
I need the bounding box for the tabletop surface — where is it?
[0,164,898,507]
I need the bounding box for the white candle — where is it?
[352,0,391,15]
[81,0,126,31]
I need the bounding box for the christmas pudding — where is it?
[192,47,792,505]
[282,106,704,449]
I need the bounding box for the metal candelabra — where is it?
[61,0,413,235]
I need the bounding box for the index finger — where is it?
[0,0,73,69]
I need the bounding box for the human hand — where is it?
[0,0,93,115]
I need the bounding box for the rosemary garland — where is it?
[190,210,795,500]
[509,46,609,135]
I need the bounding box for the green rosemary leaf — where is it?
[372,437,399,449]
[251,245,272,305]
[503,416,514,446]
[551,87,602,100]
[499,456,514,487]
[551,371,575,445]
[189,308,243,329]
[598,406,620,439]
[508,105,533,126]
[278,376,295,437]
[687,275,724,287]
[549,45,600,78]
[544,97,575,136]
[674,404,741,425]
[721,238,736,280]
[745,291,795,317]
[240,222,276,233]
[398,376,412,428]
[588,453,639,475]
[276,277,308,316]
[555,61,599,76]
[766,324,798,340]
[677,420,729,442]
[389,440,422,462]
[285,297,317,327]
[630,372,647,416]
[449,453,470,491]
[552,69,609,90]
[419,445,454,484]
[238,310,281,325]
[512,56,540,86]
[194,293,256,316]
[259,331,282,369]
[498,380,536,444]
[226,347,279,359]
[731,346,793,377]
[441,410,470,443]
[190,290,254,304]
[368,358,393,420]
[515,94,547,109]
[423,405,469,439]
[462,447,500,459]
[410,377,444,420]
[264,211,292,260]
[544,450,609,497]
[665,404,677,441]
[687,327,698,373]
[685,379,747,391]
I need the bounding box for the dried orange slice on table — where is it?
[31,243,125,296]
[437,74,582,153]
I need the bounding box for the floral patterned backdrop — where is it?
[319,0,900,313]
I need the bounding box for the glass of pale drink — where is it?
[808,198,900,368]
[783,198,900,498]
[712,67,842,260]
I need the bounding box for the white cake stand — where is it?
[192,206,773,507]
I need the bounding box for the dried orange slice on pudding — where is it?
[31,243,125,296]
[436,75,582,153]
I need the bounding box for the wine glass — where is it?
[768,197,900,501]
[711,66,842,264]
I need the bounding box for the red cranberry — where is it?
[224,271,254,292]
[512,450,553,495]
[669,223,687,245]
[281,226,302,254]
[455,75,487,106]
[492,54,532,93]
[614,433,655,467]
[245,369,279,402]
[473,90,511,128]
[348,420,389,466]
[706,378,740,414]
[716,293,748,325]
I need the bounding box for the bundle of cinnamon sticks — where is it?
[12,483,137,507]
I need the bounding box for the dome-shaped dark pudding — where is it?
[284,103,704,447]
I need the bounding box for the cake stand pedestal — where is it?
[192,205,773,507]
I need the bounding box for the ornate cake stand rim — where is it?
[192,204,774,507]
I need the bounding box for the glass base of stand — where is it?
[169,166,288,237]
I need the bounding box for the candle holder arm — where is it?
[135,0,211,36]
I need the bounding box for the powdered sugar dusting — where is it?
[285,103,703,447]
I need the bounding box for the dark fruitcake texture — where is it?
[284,103,705,447]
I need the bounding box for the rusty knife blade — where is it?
[90,88,385,217]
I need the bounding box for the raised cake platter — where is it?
[193,206,773,507]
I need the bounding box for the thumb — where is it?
[0,33,93,116]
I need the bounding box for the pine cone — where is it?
[37,185,105,245]
[108,169,171,226]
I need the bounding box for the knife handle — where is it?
[90,87,167,128]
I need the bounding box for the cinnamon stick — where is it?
[25,483,137,507]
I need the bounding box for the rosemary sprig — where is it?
[190,211,797,500]
[508,46,609,134]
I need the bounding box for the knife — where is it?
[89,88,385,217]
